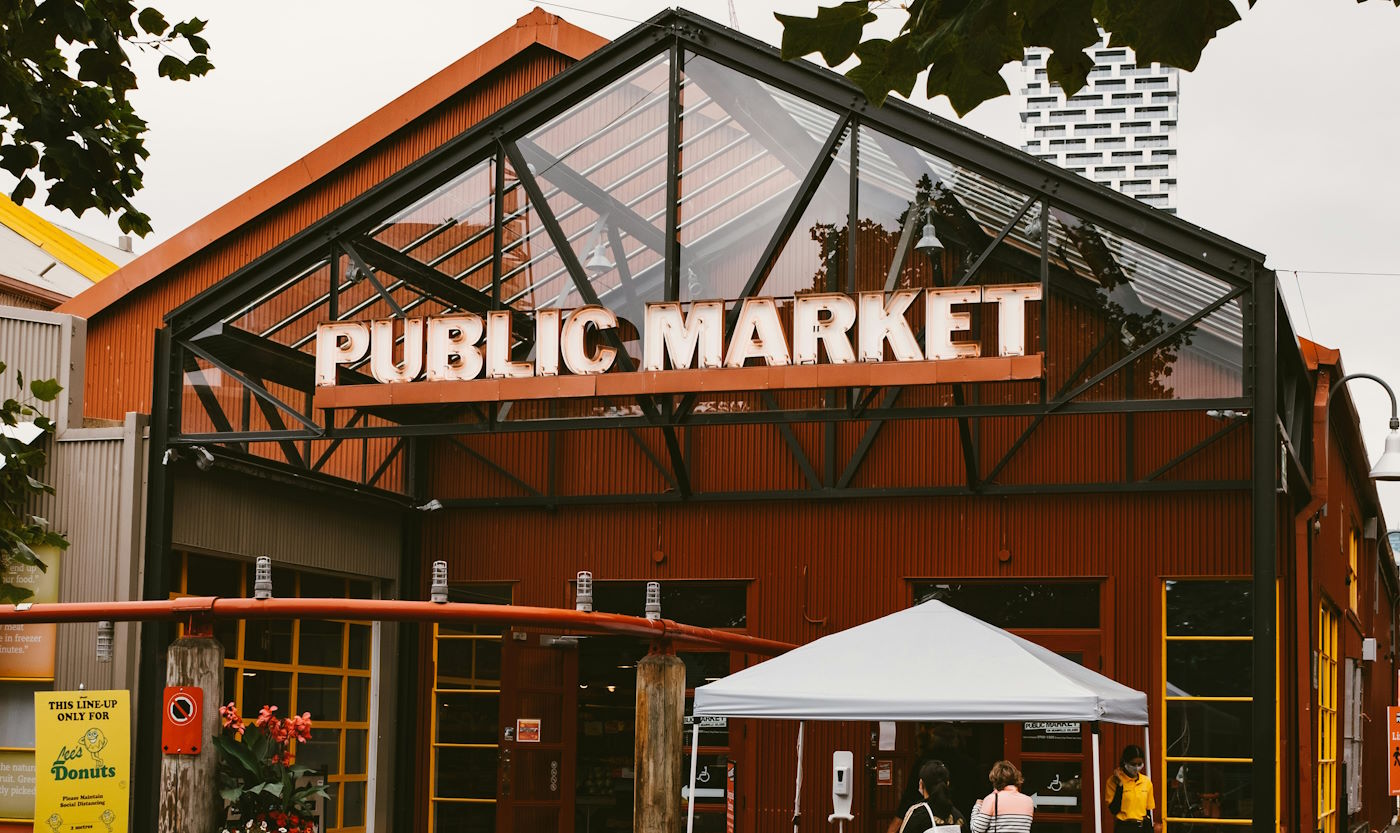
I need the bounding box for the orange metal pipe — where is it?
[0,597,794,656]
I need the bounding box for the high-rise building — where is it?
[1018,33,1178,213]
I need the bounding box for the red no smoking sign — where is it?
[161,686,203,755]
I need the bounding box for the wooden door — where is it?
[1004,630,1103,833]
[497,630,578,833]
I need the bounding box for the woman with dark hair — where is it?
[897,760,966,833]
[969,761,1033,833]
[1105,745,1160,833]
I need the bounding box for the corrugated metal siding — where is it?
[40,429,145,692]
[82,51,574,420]
[170,470,402,579]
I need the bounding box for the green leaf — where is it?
[10,177,35,205]
[29,378,61,403]
[846,36,924,106]
[775,1,879,65]
[137,8,169,36]
[1094,0,1241,71]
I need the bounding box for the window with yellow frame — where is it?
[1317,602,1339,833]
[176,552,375,833]
[428,583,511,833]
[1162,579,1257,831]
[1347,529,1359,615]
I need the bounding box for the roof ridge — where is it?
[0,196,116,284]
[58,8,606,319]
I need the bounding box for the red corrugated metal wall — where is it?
[425,489,1252,832]
[80,49,574,420]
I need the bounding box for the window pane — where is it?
[241,669,292,716]
[435,746,500,798]
[298,620,345,669]
[433,801,494,833]
[678,652,732,690]
[186,553,242,597]
[342,779,366,827]
[911,582,1100,629]
[1163,761,1252,821]
[298,727,341,777]
[1022,759,1082,813]
[347,624,371,670]
[1166,700,1252,759]
[1166,581,1252,636]
[436,692,499,745]
[1166,641,1252,697]
[679,754,730,807]
[244,619,294,664]
[346,676,370,723]
[372,157,496,299]
[592,582,746,628]
[344,729,368,776]
[298,673,344,722]
[1049,210,1243,401]
[299,571,347,599]
[678,53,840,301]
[322,781,339,829]
[761,128,850,299]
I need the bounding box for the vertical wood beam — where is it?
[635,651,685,833]
[158,637,224,833]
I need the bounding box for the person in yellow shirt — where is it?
[1105,745,1161,833]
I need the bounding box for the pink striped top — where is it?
[970,786,1035,833]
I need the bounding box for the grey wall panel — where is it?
[0,308,84,431]
[170,471,402,580]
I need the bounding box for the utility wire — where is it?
[1277,269,1400,278]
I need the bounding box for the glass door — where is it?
[1004,631,1102,833]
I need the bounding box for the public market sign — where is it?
[313,288,1043,408]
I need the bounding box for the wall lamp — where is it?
[1329,372,1400,481]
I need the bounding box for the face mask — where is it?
[1122,764,1141,777]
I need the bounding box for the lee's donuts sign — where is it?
[312,286,1043,406]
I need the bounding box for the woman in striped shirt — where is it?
[970,761,1035,833]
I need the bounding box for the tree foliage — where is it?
[0,1,213,235]
[0,364,68,605]
[776,0,1397,115]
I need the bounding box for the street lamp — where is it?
[1329,372,1400,481]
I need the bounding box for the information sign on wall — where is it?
[0,548,61,679]
[33,691,129,833]
[0,749,36,823]
[1388,706,1400,796]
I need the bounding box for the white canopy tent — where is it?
[687,600,1150,833]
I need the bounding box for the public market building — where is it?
[0,8,1395,833]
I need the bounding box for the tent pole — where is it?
[686,721,700,833]
[1092,722,1104,833]
[794,721,805,833]
[1143,725,1152,779]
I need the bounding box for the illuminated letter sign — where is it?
[312,286,1043,406]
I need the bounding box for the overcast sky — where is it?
[22,0,1400,519]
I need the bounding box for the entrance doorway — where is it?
[896,582,1106,833]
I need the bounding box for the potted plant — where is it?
[214,703,328,833]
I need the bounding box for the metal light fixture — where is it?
[584,242,614,275]
[96,621,114,663]
[430,560,449,604]
[1329,373,1400,481]
[1026,204,1045,242]
[915,219,944,253]
[1371,424,1400,481]
[253,556,273,600]
[644,581,661,621]
[583,217,615,275]
[576,571,593,613]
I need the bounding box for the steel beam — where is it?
[1250,268,1277,833]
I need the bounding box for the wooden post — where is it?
[158,636,224,833]
[635,649,685,833]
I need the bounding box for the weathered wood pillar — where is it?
[158,636,224,833]
[635,649,685,833]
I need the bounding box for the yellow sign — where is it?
[0,547,61,680]
[33,691,128,833]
